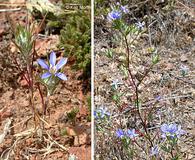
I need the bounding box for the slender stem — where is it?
[35,12,48,34]
[170,149,174,158]
[27,61,36,122]
[44,92,50,115]
[37,83,45,115]
[123,34,137,92]
[13,55,30,85]
[133,139,147,154]
[137,64,154,87]
[124,35,130,70]
[123,31,154,147]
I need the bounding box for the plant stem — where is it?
[37,83,45,115]
[137,64,154,87]
[13,55,30,85]
[44,91,50,115]
[123,31,154,147]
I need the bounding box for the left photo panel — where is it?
[0,0,91,159]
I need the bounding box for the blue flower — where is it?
[111,79,123,90]
[135,21,145,30]
[120,5,129,14]
[155,95,162,101]
[180,65,189,76]
[37,51,67,81]
[180,65,189,72]
[126,129,139,139]
[150,145,159,156]
[107,10,122,21]
[94,107,110,119]
[161,123,177,138]
[160,123,185,138]
[116,129,125,138]
[176,125,186,137]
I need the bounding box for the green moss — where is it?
[59,10,91,78]
[67,107,79,123]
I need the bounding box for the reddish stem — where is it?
[37,83,45,115]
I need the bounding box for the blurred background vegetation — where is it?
[60,0,91,80]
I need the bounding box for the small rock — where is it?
[19,79,29,87]
[180,55,188,62]
[1,110,13,120]
[10,42,18,53]
[74,133,88,146]
[66,127,77,136]
[69,146,91,160]
[164,63,174,71]
[188,128,195,136]
[0,28,5,36]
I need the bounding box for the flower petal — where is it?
[37,59,49,70]
[49,51,56,66]
[116,129,124,138]
[161,133,166,139]
[56,58,68,70]
[41,72,52,79]
[127,129,132,135]
[169,124,177,133]
[160,124,168,133]
[150,146,159,156]
[56,72,67,81]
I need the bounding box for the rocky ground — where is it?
[0,0,91,159]
[94,1,195,159]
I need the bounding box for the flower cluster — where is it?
[160,123,185,139]
[108,10,122,21]
[116,128,139,139]
[107,3,129,21]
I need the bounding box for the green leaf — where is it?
[161,145,170,153]
[152,54,159,64]
[105,49,113,58]
[112,94,120,102]
[171,155,180,160]
[119,65,128,77]
[15,24,33,56]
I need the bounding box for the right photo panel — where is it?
[94,0,194,159]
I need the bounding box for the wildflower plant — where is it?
[160,123,186,159]
[115,128,139,158]
[12,21,68,135]
[95,2,187,159]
